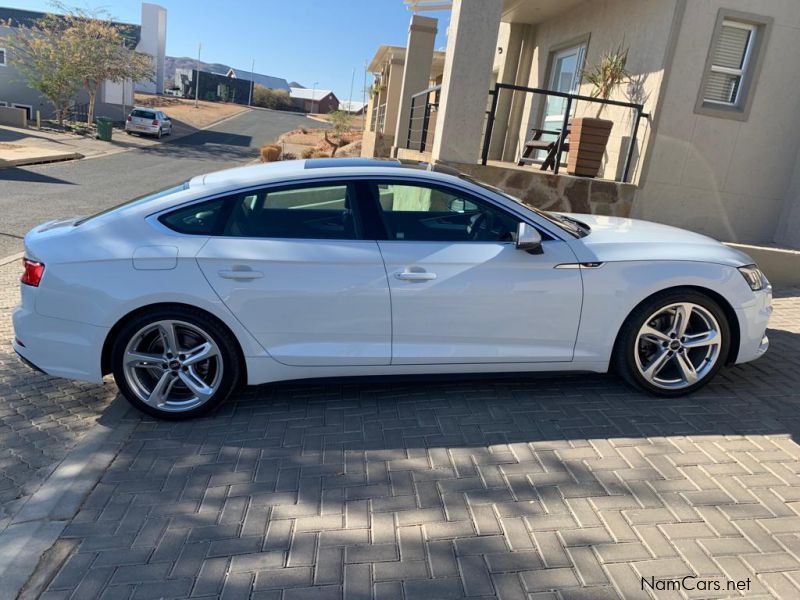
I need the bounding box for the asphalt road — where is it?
[0,108,320,259]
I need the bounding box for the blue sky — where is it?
[9,0,450,103]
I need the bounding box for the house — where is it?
[225,68,290,92]
[339,100,366,115]
[289,88,339,114]
[361,44,446,159]
[0,3,167,121]
[175,69,250,105]
[367,0,800,251]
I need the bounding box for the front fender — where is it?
[574,260,758,365]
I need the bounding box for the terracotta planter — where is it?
[567,117,613,178]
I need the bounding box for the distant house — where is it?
[339,100,366,115]
[289,87,339,114]
[225,68,290,92]
[0,3,167,121]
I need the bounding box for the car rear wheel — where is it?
[616,290,730,396]
[156,127,162,139]
[111,308,241,419]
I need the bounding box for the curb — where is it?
[0,396,140,600]
[0,152,84,170]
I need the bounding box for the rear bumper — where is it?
[12,303,107,383]
[734,286,773,364]
[125,123,159,134]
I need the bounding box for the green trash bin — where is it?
[95,117,113,141]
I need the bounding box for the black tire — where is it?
[156,127,162,139]
[614,289,731,396]
[111,307,241,420]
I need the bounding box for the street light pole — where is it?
[194,42,202,108]
[311,81,318,114]
[248,58,255,107]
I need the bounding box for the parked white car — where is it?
[13,159,772,419]
[125,107,172,138]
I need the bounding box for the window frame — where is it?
[695,9,773,121]
[157,179,364,241]
[360,178,551,244]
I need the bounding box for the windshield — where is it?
[462,175,589,238]
[75,183,188,226]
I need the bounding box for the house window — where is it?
[0,48,6,66]
[696,10,772,121]
[703,20,755,105]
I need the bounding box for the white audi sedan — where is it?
[13,158,772,419]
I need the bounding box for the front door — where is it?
[365,181,583,364]
[537,44,587,160]
[195,182,391,366]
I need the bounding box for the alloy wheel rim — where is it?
[122,320,223,412]
[634,302,722,390]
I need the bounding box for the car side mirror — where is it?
[515,222,543,254]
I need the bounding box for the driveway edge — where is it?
[0,396,140,600]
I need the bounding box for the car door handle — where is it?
[218,269,264,280]
[395,270,437,282]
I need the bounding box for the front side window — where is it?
[369,182,518,242]
[697,10,772,120]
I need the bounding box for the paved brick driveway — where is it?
[4,264,799,598]
[0,261,115,529]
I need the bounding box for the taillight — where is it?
[152,119,159,125]
[21,258,45,287]
[127,115,132,121]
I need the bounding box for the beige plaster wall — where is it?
[634,0,800,246]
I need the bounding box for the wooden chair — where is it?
[517,123,571,171]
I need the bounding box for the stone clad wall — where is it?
[449,162,635,217]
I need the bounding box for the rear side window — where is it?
[224,184,356,239]
[159,198,227,235]
[158,183,359,240]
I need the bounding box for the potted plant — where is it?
[568,43,631,178]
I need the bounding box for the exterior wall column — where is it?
[431,0,503,164]
[392,15,438,153]
[383,58,405,140]
[488,23,526,160]
[502,26,536,161]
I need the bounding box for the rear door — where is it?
[190,181,391,366]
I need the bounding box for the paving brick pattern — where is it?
[0,262,116,528]
[25,287,800,599]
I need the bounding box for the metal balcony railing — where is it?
[481,83,649,183]
[405,85,440,153]
[370,102,387,133]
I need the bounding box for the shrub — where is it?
[252,85,293,111]
[260,144,281,162]
[328,110,351,135]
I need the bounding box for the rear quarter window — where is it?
[159,198,228,235]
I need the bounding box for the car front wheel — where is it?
[111,308,241,419]
[616,290,731,396]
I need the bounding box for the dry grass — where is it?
[310,112,365,131]
[134,93,249,130]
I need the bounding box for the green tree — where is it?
[1,11,81,125]
[58,2,153,125]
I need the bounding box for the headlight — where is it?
[738,264,768,291]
